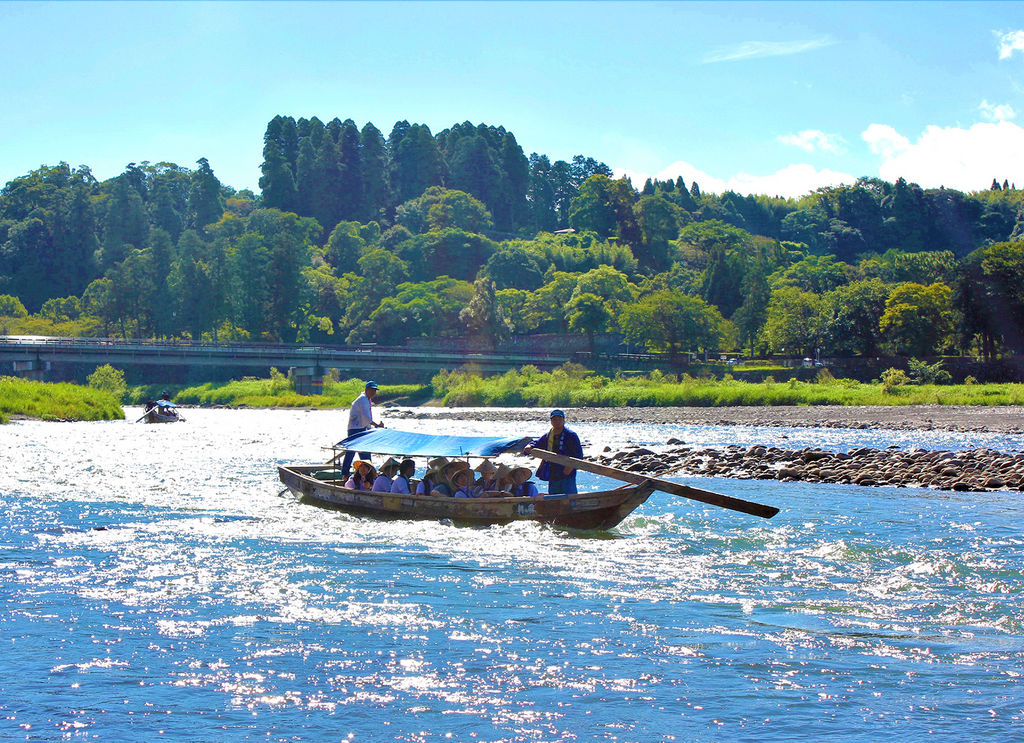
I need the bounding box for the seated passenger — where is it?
[510,467,539,498]
[435,460,469,497]
[450,467,476,498]
[389,459,417,494]
[344,460,376,490]
[494,464,515,494]
[416,457,449,495]
[372,457,401,492]
[472,459,499,496]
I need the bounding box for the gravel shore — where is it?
[386,405,1024,434]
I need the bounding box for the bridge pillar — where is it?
[289,366,322,396]
[12,359,49,381]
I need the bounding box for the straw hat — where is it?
[427,456,449,472]
[510,467,532,485]
[451,468,473,487]
[443,460,470,480]
[352,460,372,472]
[494,464,513,482]
[474,459,497,475]
[379,457,401,476]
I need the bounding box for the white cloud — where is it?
[703,37,835,64]
[862,123,910,159]
[979,99,1016,122]
[616,161,855,200]
[862,120,1024,190]
[997,29,1024,60]
[778,129,847,153]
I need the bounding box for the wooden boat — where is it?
[138,398,183,423]
[142,407,182,423]
[278,464,656,530]
[278,429,778,529]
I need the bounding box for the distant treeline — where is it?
[2,114,1024,364]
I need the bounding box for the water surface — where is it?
[1,409,1022,741]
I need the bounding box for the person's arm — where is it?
[523,433,546,454]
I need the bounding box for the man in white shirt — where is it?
[340,381,385,480]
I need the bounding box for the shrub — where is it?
[906,358,952,385]
[87,364,127,402]
[881,367,909,394]
[270,367,292,394]
[815,368,836,384]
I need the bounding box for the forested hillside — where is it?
[2,114,1024,361]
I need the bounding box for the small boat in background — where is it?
[140,398,183,424]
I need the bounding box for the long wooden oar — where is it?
[528,449,779,519]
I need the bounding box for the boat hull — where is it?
[143,409,181,423]
[278,464,654,530]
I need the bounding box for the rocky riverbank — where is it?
[600,442,1024,493]
[387,405,1024,434]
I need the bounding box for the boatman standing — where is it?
[339,380,385,480]
[523,409,583,494]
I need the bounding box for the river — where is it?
[1,408,1022,741]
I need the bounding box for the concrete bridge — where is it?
[0,335,652,391]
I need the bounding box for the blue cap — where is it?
[550,409,565,418]
[365,381,379,389]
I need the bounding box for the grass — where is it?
[128,374,429,409]
[430,365,1024,407]
[108,365,1024,411]
[0,376,125,423]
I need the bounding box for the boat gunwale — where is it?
[279,463,648,503]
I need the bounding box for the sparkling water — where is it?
[1,409,1022,741]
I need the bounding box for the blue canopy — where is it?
[335,428,528,457]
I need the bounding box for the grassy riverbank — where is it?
[431,366,1024,407]
[0,377,125,423]
[117,365,1024,411]
[129,374,428,409]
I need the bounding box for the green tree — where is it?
[100,174,149,270]
[396,186,493,234]
[348,276,473,344]
[633,194,683,272]
[522,271,580,333]
[187,157,224,231]
[81,277,117,336]
[459,277,511,347]
[820,278,890,355]
[568,175,639,244]
[619,290,724,360]
[360,122,389,221]
[389,122,443,205]
[566,292,611,352]
[397,228,497,282]
[759,286,824,356]
[769,254,854,294]
[0,294,28,317]
[879,282,954,356]
[478,247,545,290]
[732,267,771,355]
[325,221,370,270]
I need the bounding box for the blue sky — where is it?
[2,1,1023,198]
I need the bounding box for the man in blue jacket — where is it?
[524,409,583,494]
